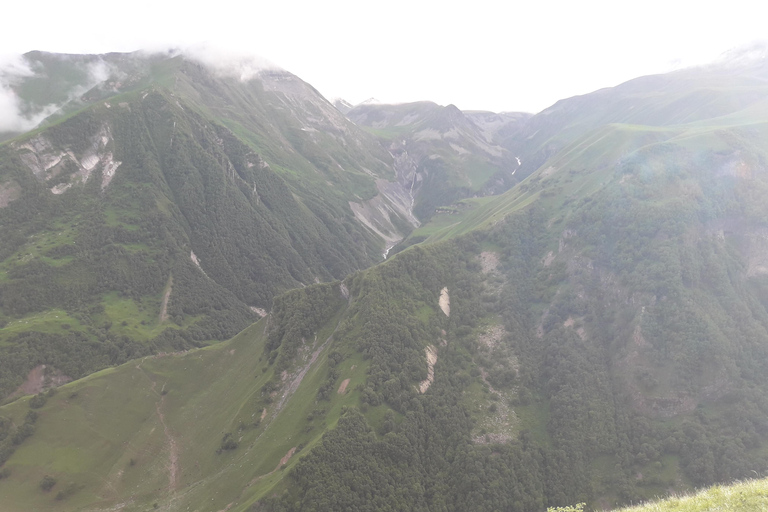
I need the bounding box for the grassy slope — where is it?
[411,99,768,245]
[347,101,515,220]
[0,303,372,511]
[6,58,768,512]
[613,478,768,512]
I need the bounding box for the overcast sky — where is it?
[2,0,766,113]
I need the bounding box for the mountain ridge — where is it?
[3,50,768,512]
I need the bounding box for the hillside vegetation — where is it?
[3,51,768,512]
[347,101,528,220]
[0,51,412,399]
[613,478,768,512]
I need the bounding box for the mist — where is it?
[166,44,280,82]
[0,53,115,133]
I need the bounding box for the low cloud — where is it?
[0,53,114,133]
[0,46,279,134]
[717,40,768,66]
[164,43,280,81]
[0,54,41,132]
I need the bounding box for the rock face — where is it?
[439,287,450,316]
[418,345,438,393]
[15,123,120,193]
[346,101,527,220]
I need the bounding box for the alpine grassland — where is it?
[613,478,768,511]
[5,51,768,511]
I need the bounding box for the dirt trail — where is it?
[274,334,332,413]
[155,397,179,492]
[279,447,296,466]
[159,274,173,323]
[139,370,179,493]
[247,447,297,486]
[243,301,350,484]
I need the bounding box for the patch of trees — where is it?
[0,394,43,470]
[258,194,768,510]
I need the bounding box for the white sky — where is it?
[2,0,767,113]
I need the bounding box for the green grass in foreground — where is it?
[612,478,768,512]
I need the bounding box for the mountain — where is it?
[4,50,768,512]
[0,50,424,398]
[503,56,768,184]
[331,98,354,114]
[346,101,531,220]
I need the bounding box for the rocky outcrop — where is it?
[15,123,121,193]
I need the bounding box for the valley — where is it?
[2,50,768,511]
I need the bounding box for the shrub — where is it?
[40,475,56,492]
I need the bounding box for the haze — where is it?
[2,0,767,113]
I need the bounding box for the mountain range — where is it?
[1,49,768,511]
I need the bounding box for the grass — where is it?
[0,304,372,512]
[613,478,768,511]
[0,309,84,342]
[514,393,552,447]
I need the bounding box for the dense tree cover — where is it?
[255,167,768,510]
[0,393,43,469]
[0,330,152,396]
[265,282,347,374]
[0,85,388,397]
[258,213,551,511]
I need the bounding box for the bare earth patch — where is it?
[155,391,179,491]
[190,251,207,276]
[159,274,173,323]
[478,251,500,273]
[249,306,267,317]
[477,325,505,350]
[248,447,298,487]
[337,378,351,395]
[439,287,450,316]
[419,346,438,393]
[0,180,21,208]
[9,364,71,399]
[279,447,296,467]
[473,367,516,445]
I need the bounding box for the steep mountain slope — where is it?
[346,101,529,220]
[0,51,419,398]
[5,53,768,512]
[504,56,768,183]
